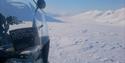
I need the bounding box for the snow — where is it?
[48,8,125,63]
[9,21,32,30]
[59,8,125,26]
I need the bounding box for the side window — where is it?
[0,13,23,36]
[6,16,22,25]
[0,13,6,35]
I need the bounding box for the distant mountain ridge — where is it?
[58,7,125,25]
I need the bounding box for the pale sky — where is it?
[45,0,125,14]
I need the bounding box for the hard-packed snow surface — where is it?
[48,8,125,63]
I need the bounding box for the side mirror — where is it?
[37,0,46,9]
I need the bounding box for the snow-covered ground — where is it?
[48,8,125,63]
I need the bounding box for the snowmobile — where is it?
[0,0,49,63]
[0,13,47,63]
[0,12,45,63]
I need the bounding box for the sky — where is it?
[44,0,125,14]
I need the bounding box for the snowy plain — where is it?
[48,8,125,63]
